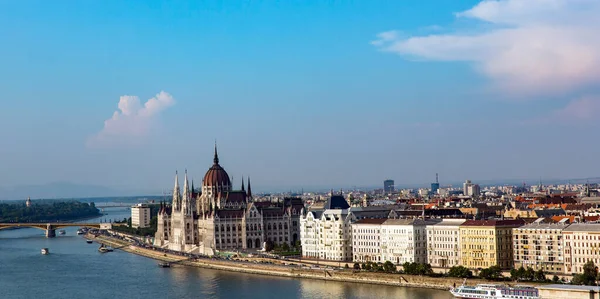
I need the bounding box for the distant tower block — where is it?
[431,173,440,195]
[384,180,395,193]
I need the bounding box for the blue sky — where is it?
[1,0,599,195]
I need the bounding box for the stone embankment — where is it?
[85,234,535,291]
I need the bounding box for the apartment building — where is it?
[380,219,435,264]
[460,219,524,269]
[563,223,600,274]
[426,219,466,268]
[513,220,568,273]
[351,218,386,263]
[131,203,151,228]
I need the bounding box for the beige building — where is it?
[426,219,466,268]
[564,223,600,274]
[351,218,386,263]
[460,219,524,269]
[513,220,568,273]
[131,203,151,228]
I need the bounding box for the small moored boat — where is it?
[86,240,93,244]
[41,248,49,255]
[58,230,66,235]
[158,262,171,268]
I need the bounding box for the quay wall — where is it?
[86,234,545,291]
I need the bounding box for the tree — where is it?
[534,269,546,282]
[281,242,290,252]
[524,267,535,281]
[362,263,371,271]
[552,275,560,283]
[479,266,503,280]
[448,266,473,278]
[264,240,274,252]
[572,261,598,286]
[383,261,396,273]
[344,263,350,269]
[353,263,361,270]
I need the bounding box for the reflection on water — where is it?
[0,206,453,299]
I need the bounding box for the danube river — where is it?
[0,207,453,299]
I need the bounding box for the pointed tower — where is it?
[182,169,192,215]
[172,171,181,212]
[247,176,252,199]
[214,141,219,165]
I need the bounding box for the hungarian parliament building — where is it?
[154,146,303,255]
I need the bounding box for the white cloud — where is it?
[86,91,175,148]
[372,0,600,96]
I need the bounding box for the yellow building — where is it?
[460,219,524,269]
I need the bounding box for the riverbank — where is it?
[85,233,538,291]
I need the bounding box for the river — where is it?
[0,207,453,299]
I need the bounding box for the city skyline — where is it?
[1,0,599,196]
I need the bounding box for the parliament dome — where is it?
[203,145,231,187]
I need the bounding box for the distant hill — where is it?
[0,182,150,200]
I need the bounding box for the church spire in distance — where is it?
[247,176,252,198]
[241,176,245,192]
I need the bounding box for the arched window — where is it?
[284,223,288,230]
[221,225,225,232]
[238,224,242,231]
[278,223,282,230]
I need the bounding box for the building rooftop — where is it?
[563,223,600,232]
[353,218,388,225]
[426,219,467,227]
[383,219,440,226]
[461,219,525,227]
[515,221,570,230]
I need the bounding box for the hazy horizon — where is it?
[1,1,599,197]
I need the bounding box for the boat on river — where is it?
[450,283,539,299]
[86,240,93,244]
[98,244,113,253]
[41,248,49,255]
[58,230,66,235]
[158,262,171,268]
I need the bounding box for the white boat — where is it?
[41,248,49,255]
[450,283,539,299]
[58,230,66,235]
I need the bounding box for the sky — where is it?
[1,0,599,196]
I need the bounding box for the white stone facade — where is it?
[300,209,354,261]
[380,219,431,264]
[351,219,385,263]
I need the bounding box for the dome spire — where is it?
[213,140,219,165]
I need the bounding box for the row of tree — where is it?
[347,260,600,286]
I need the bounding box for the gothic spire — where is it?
[172,171,181,211]
[213,141,219,165]
[247,176,252,198]
[241,176,245,192]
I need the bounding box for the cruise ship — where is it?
[450,283,539,299]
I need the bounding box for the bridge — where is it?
[0,223,111,238]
